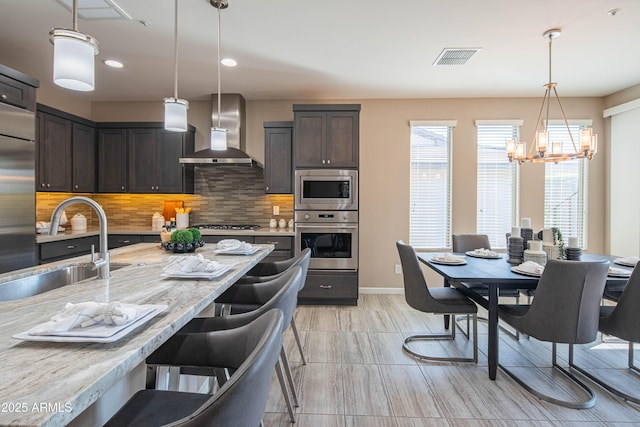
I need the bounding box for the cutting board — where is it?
[162,200,184,222]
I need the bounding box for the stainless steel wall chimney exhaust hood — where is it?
[179,93,261,166]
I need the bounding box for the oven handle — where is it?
[294,224,358,229]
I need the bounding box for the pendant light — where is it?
[164,0,189,132]
[506,29,597,164]
[210,0,228,151]
[49,0,99,91]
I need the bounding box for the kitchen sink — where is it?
[0,263,130,302]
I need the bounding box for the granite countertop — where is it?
[0,242,273,427]
[36,225,295,243]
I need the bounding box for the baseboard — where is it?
[359,287,404,295]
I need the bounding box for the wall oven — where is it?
[295,210,358,270]
[294,169,358,211]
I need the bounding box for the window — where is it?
[476,121,521,249]
[409,121,455,249]
[544,122,589,248]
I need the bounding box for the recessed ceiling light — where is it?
[104,59,124,68]
[221,58,237,67]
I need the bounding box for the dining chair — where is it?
[396,240,478,363]
[452,233,521,339]
[147,267,304,423]
[497,259,609,409]
[104,309,283,427]
[216,248,311,365]
[569,263,640,404]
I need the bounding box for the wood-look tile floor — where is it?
[263,294,640,426]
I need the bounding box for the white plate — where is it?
[608,267,632,278]
[613,258,639,267]
[430,257,467,265]
[465,251,502,259]
[214,246,260,255]
[13,304,167,343]
[161,264,233,280]
[511,266,543,277]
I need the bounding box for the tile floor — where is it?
[262,294,640,426]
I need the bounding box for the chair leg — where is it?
[290,318,307,365]
[403,313,477,363]
[275,359,296,423]
[569,342,640,404]
[280,347,300,407]
[499,342,596,409]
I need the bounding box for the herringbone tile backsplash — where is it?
[36,166,293,229]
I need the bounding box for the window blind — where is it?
[544,124,589,248]
[410,125,452,249]
[476,125,519,249]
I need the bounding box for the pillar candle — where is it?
[520,218,531,228]
[568,237,579,248]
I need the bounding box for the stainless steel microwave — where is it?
[294,169,358,211]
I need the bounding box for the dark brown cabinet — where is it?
[97,128,128,193]
[264,121,293,194]
[72,122,97,192]
[254,236,293,262]
[293,104,360,168]
[0,65,38,112]
[298,270,358,305]
[39,235,100,263]
[37,112,72,191]
[128,129,186,193]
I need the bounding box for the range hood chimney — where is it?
[179,93,261,166]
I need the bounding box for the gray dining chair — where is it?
[497,259,609,409]
[452,233,521,339]
[396,240,478,363]
[104,309,283,427]
[569,263,640,404]
[147,267,304,423]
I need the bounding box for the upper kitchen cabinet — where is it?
[293,104,360,168]
[264,121,293,194]
[0,64,38,112]
[72,122,97,192]
[98,123,195,194]
[37,111,72,191]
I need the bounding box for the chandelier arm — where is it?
[551,86,579,153]
[216,5,222,128]
[529,86,551,158]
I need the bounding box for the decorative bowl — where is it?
[161,240,205,253]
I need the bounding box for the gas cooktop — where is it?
[193,224,261,231]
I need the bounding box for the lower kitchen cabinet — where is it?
[201,235,255,244]
[254,236,293,262]
[39,236,100,264]
[298,270,358,305]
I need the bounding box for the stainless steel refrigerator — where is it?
[0,102,36,273]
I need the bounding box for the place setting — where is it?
[613,256,640,268]
[465,248,502,259]
[213,239,260,255]
[430,253,467,265]
[608,266,633,278]
[162,254,234,279]
[511,260,545,277]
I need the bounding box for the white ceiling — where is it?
[1,0,639,102]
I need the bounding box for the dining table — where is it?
[417,252,634,380]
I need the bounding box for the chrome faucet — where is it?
[49,196,110,279]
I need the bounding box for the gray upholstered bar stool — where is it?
[570,263,640,404]
[216,249,311,365]
[105,309,283,427]
[497,259,609,409]
[147,267,304,423]
[396,240,478,363]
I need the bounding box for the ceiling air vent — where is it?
[433,48,481,66]
[54,0,132,20]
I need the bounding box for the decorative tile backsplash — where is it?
[36,166,293,229]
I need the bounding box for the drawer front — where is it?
[108,235,142,248]
[142,235,162,243]
[254,236,292,250]
[201,235,255,244]
[40,236,100,262]
[262,250,293,263]
[299,271,358,301]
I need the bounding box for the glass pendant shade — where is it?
[210,127,228,151]
[164,98,189,132]
[51,29,98,92]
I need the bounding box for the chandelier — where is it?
[506,29,597,164]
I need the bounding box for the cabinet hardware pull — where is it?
[66,245,77,249]
[267,241,278,245]
[327,159,331,164]
[319,284,332,289]
[1,94,7,100]
[322,159,326,164]
[74,184,78,189]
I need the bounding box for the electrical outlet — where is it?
[395,264,402,274]
[272,205,279,215]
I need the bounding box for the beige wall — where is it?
[88,96,607,289]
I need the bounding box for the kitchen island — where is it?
[0,242,273,427]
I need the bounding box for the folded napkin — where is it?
[517,261,544,275]
[609,266,631,276]
[163,254,223,274]
[30,302,138,335]
[216,239,252,251]
[434,253,465,262]
[472,248,499,257]
[615,256,640,266]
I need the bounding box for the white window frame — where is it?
[543,120,590,249]
[475,120,522,249]
[409,120,456,250]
